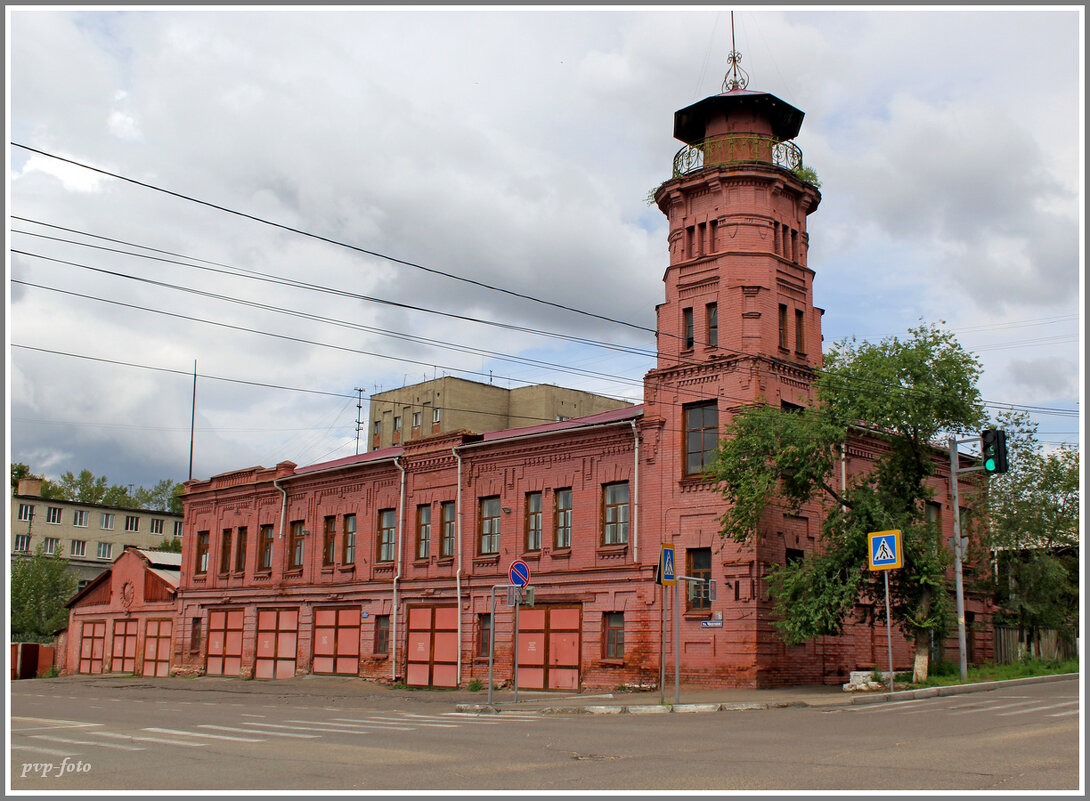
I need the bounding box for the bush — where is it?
[467,678,483,692]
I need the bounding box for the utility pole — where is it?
[354,387,365,455]
[948,435,984,683]
[189,360,197,481]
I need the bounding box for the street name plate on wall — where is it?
[700,620,723,628]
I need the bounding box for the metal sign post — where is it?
[868,530,903,693]
[508,561,531,704]
[656,545,677,706]
[948,435,985,684]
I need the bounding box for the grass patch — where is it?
[466,678,484,692]
[906,657,1078,689]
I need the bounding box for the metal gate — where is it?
[255,608,298,679]
[142,618,173,677]
[406,606,459,687]
[312,607,360,675]
[111,619,138,673]
[206,609,245,676]
[78,620,106,674]
[517,606,581,690]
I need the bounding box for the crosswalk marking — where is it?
[93,731,207,747]
[10,744,74,757]
[283,718,413,731]
[30,734,145,751]
[1048,710,1079,718]
[143,727,264,742]
[946,700,1043,715]
[332,716,457,728]
[242,722,374,735]
[996,702,1078,717]
[12,716,103,728]
[199,724,319,738]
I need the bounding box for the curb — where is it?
[454,673,1078,715]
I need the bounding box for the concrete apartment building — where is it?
[11,477,183,589]
[367,376,632,451]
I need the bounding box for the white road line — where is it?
[200,725,319,739]
[240,713,266,718]
[283,718,413,731]
[946,700,1043,715]
[29,734,144,751]
[997,702,1079,717]
[12,716,103,728]
[143,727,264,743]
[242,722,373,735]
[93,731,208,747]
[1047,710,1079,718]
[10,744,74,757]
[332,717,457,728]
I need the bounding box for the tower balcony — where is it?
[672,133,804,178]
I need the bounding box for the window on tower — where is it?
[682,308,694,350]
[706,303,718,348]
[684,401,719,476]
[795,309,806,354]
[778,304,789,349]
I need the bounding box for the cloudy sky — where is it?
[7,6,1083,491]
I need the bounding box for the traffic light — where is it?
[980,429,1008,474]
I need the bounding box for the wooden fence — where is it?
[993,625,1078,664]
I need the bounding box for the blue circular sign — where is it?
[509,559,530,587]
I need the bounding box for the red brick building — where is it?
[65,81,993,687]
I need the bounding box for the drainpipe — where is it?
[274,477,289,539]
[453,446,464,683]
[393,455,406,682]
[631,420,639,563]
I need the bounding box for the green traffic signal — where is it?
[980,429,1009,474]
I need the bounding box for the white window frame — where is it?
[46,507,63,525]
[101,513,115,530]
[174,520,183,537]
[150,518,164,534]
[43,537,59,555]
[73,509,88,527]
[17,504,33,522]
[412,411,421,428]
[70,539,87,557]
[124,515,139,532]
[433,407,442,424]
[96,542,113,560]
[14,534,31,552]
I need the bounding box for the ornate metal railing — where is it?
[672,133,804,177]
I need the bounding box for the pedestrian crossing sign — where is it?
[868,530,902,571]
[658,544,676,586]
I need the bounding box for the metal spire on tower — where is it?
[722,11,749,92]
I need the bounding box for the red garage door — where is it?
[78,621,106,674]
[206,609,245,676]
[142,618,173,677]
[255,608,298,680]
[406,606,459,688]
[518,606,581,690]
[313,607,360,675]
[111,619,138,673]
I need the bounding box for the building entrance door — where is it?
[206,608,245,676]
[110,619,138,673]
[255,608,298,679]
[405,605,459,687]
[78,620,106,674]
[312,607,361,675]
[517,605,581,690]
[142,618,173,677]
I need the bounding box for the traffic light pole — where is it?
[948,436,983,684]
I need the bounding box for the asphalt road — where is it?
[9,675,1080,792]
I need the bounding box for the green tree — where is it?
[133,479,185,514]
[982,412,1079,654]
[10,462,35,493]
[44,469,111,504]
[152,536,183,553]
[712,323,987,681]
[11,544,79,643]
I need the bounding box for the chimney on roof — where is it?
[17,477,43,497]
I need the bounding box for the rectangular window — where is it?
[478,613,492,657]
[524,492,542,552]
[173,520,183,537]
[374,615,390,655]
[219,529,232,574]
[72,509,88,527]
[322,516,337,566]
[393,416,402,432]
[377,509,397,562]
[195,532,209,574]
[70,539,86,557]
[288,521,305,570]
[150,518,164,535]
[706,303,718,348]
[478,497,501,555]
[342,514,357,564]
[416,504,431,559]
[259,524,275,571]
[433,407,442,424]
[43,537,59,555]
[411,411,421,429]
[101,512,114,530]
[684,401,720,476]
[97,541,113,561]
[682,307,694,350]
[47,507,62,524]
[795,309,805,354]
[440,501,456,558]
[687,548,712,611]
[235,527,247,573]
[778,304,789,349]
[125,515,139,532]
[190,617,202,652]
[602,482,629,546]
[604,612,625,659]
[17,503,33,522]
[14,534,31,552]
[554,488,572,549]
